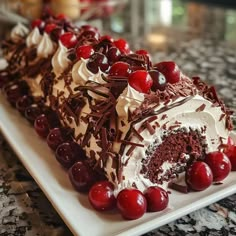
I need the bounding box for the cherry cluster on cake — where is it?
[0,12,235,220]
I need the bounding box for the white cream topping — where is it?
[26,27,42,47]
[37,33,55,58]
[116,85,145,119]
[72,58,93,85]
[10,23,29,42]
[111,95,229,193]
[52,41,70,77]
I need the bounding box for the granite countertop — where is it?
[0,0,236,235]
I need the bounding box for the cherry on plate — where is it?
[224,137,236,171]
[205,151,232,181]
[144,186,169,212]
[89,181,116,211]
[24,104,42,124]
[186,161,213,191]
[16,95,34,114]
[34,114,50,138]
[68,161,97,192]
[46,127,65,151]
[117,188,147,220]
[55,142,86,169]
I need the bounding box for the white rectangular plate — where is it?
[0,93,236,236]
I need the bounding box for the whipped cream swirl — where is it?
[72,58,94,85]
[52,41,70,77]
[37,33,55,58]
[10,23,29,42]
[26,27,42,48]
[116,85,145,119]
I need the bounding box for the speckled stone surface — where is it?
[1,3,236,236]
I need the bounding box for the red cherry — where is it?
[0,71,9,88]
[24,104,42,124]
[109,62,130,77]
[59,32,77,49]
[224,137,236,171]
[107,47,121,64]
[68,161,97,192]
[76,45,94,60]
[227,136,235,146]
[135,49,149,55]
[117,189,147,220]
[89,181,116,211]
[144,186,169,212]
[99,35,114,43]
[46,128,65,150]
[149,70,167,91]
[55,142,86,169]
[128,70,153,93]
[205,151,232,181]
[114,39,130,54]
[34,114,50,138]
[80,25,98,33]
[186,161,213,191]
[45,23,57,34]
[154,61,181,84]
[31,19,45,29]
[135,49,151,60]
[16,95,34,114]
[56,13,67,20]
[224,145,236,171]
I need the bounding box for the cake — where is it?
[1,13,235,219]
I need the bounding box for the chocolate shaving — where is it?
[195,104,206,112]
[168,182,189,193]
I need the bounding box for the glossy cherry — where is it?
[68,161,97,192]
[0,71,9,88]
[205,151,232,181]
[109,62,130,77]
[16,95,34,114]
[46,127,65,151]
[59,32,77,49]
[24,104,42,124]
[186,161,213,191]
[34,114,50,138]
[89,181,116,211]
[76,45,94,60]
[86,52,109,73]
[99,35,114,43]
[224,138,236,171]
[117,189,147,220]
[5,83,24,106]
[144,186,169,212]
[114,38,130,54]
[135,49,151,61]
[154,61,181,84]
[56,13,67,20]
[31,19,45,29]
[149,70,167,91]
[45,23,57,34]
[107,47,121,64]
[128,70,153,93]
[55,142,86,169]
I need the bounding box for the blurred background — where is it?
[0,0,236,50]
